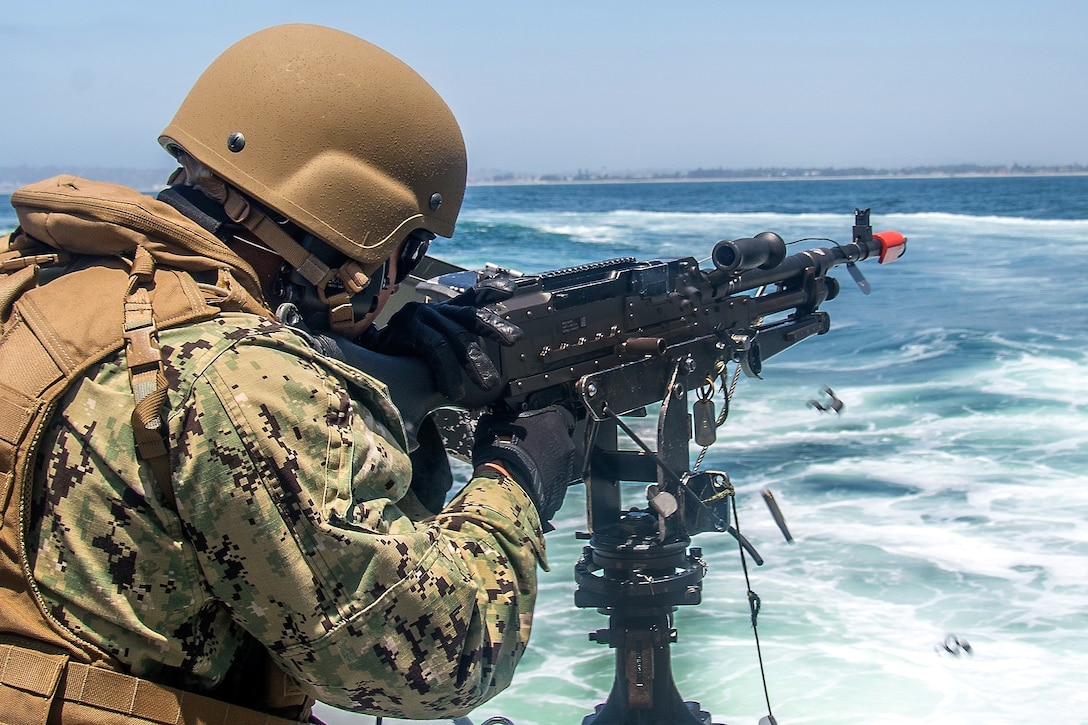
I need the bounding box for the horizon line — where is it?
[1,162,1086,194]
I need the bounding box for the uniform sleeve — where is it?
[171,335,545,719]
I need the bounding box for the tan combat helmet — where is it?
[159,23,467,322]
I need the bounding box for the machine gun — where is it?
[345,209,906,724]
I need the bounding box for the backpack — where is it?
[0,176,310,723]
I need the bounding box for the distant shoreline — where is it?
[469,170,1088,187]
[2,165,1086,195]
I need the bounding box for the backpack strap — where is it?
[123,248,175,507]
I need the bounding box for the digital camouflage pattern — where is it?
[28,311,546,719]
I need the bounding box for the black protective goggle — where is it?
[395,230,434,284]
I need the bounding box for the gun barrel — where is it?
[711,228,906,292]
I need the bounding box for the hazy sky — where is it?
[3,1,1085,176]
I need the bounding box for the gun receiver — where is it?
[409,209,905,422]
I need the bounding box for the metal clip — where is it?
[693,378,717,448]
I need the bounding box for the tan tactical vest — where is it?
[0,177,309,724]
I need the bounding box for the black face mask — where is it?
[271,233,377,331]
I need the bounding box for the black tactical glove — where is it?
[371,278,523,403]
[473,406,577,527]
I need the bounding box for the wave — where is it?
[455,209,1088,271]
[886,210,1088,227]
[464,207,1088,229]
[7,202,1083,253]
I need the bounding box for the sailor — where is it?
[0,24,575,723]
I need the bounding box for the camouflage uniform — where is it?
[15,184,546,720]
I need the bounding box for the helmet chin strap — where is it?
[221,185,383,337]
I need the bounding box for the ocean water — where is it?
[4,175,1087,724]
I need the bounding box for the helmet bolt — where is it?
[226,132,246,152]
[429,193,443,211]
